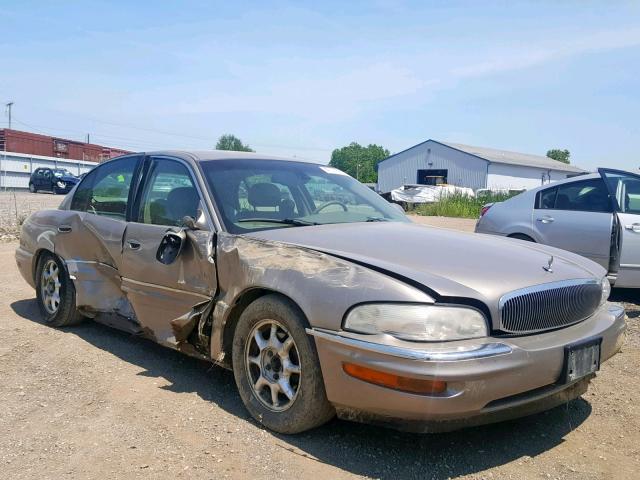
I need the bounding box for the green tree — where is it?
[546,148,570,164]
[329,142,390,183]
[216,134,254,152]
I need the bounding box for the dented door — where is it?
[55,155,143,314]
[118,156,217,347]
[120,223,216,346]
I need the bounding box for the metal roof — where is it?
[379,139,585,173]
[439,141,585,173]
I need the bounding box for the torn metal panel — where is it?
[209,233,432,364]
[170,298,215,359]
[118,224,217,347]
[65,260,134,316]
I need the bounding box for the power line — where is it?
[10,112,333,154]
[46,111,332,152]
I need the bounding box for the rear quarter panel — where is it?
[476,191,537,239]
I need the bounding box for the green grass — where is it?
[411,192,518,218]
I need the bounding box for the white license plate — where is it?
[563,338,601,383]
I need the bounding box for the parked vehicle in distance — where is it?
[16,152,625,434]
[29,168,80,194]
[476,168,640,288]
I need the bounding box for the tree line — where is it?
[216,134,571,182]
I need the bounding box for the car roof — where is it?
[142,150,320,165]
[524,172,601,195]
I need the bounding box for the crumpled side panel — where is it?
[210,233,431,364]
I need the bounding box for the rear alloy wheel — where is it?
[232,295,334,434]
[36,253,84,327]
[29,183,36,193]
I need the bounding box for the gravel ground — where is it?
[0,194,639,479]
[0,191,62,240]
[407,215,477,232]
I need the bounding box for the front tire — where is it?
[35,253,84,327]
[232,295,334,434]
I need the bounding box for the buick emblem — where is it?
[543,255,554,273]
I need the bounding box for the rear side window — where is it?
[137,158,200,226]
[70,156,139,220]
[536,179,611,213]
[537,187,557,209]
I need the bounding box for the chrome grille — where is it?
[499,279,602,334]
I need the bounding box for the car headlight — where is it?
[344,303,489,342]
[57,181,65,188]
[600,277,611,306]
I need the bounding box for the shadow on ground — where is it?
[12,298,592,480]
[610,288,640,317]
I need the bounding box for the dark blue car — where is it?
[29,168,80,194]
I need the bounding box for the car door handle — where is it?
[625,223,640,233]
[536,216,555,224]
[127,240,141,250]
[57,225,72,233]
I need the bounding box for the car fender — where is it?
[209,233,433,365]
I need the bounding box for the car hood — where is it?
[249,222,605,317]
[59,176,79,183]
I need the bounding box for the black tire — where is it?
[35,252,84,327]
[29,183,36,193]
[232,294,335,434]
[509,233,535,242]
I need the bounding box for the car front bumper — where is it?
[308,303,626,432]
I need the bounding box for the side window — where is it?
[536,187,557,209]
[138,158,200,226]
[70,156,138,220]
[554,179,611,213]
[601,171,640,215]
[43,169,51,178]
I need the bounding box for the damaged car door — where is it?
[56,154,142,315]
[119,155,216,349]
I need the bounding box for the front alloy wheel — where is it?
[245,319,301,411]
[232,294,334,433]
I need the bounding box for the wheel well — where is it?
[220,288,308,366]
[507,233,535,242]
[32,248,54,282]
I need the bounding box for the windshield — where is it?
[53,169,75,178]
[200,159,408,233]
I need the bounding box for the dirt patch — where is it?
[0,191,62,240]
[408,214,477,232]
[1,238,639,478]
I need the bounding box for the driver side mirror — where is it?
[156,229,187,265]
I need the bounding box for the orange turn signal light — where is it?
[342,362,447,395]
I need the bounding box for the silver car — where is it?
[15,152,625,434]
[476,168,640,288]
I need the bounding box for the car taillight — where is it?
[480,205,492,217]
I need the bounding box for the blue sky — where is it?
[1,1,639,170]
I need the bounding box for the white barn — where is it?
[376,139,585,193]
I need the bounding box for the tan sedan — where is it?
[16,151,626,433]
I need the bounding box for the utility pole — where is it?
[5,102,13,129]
[86,133,90,143]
